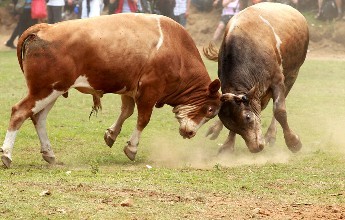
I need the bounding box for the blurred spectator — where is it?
[237,0,263,10]
[108,0,117,14]
[113,0,138,13]
[4,0,38,49]
[156,0,176,18]
[11,0,19,14]
[212,0,239,42]
[191,0,213,11]
[135,0,152,13]
[173,0,191,27]
[315,0,343,20]
[63,0,81,20]
[47,0,65,23]
[81,0,103,18]
[273,0,297,6]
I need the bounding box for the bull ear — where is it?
[246,84,258,100]
[208,79,221,95]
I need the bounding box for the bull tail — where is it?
[89,93,103,119]
[17,23,50,73]
[203,42,219,62]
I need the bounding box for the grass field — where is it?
[0,50,344,219]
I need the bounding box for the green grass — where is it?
[0,51,345,219]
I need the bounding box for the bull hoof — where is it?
[123,145,137,161]
[205,127,221,140]
[288,140,302,153]
[286,135,302,153]
[1,155,12,168]
[104,131,115,148]
[265,135,276,147]
[217,145,234,155]
[42,154,56,164]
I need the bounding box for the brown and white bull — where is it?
[1,13,221,168]
[204,3,309,154]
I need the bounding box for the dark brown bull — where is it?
[1,13,221,168]
[204,2,309,154]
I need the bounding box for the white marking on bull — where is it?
[72,75,92,88]
[259,15,283,67]
[32,90,64,114]
[35,114,51,148]
[1,130,18,160]
[156,17,164,50]
[173,105,209,136]
[274,95,280,109]
[129,129,141,146]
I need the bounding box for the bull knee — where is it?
[274,108,287,121]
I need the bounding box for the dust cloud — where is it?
[146,117,345,169]
[146,134,293,169]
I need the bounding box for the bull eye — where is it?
[207,106,214,116]
[245,114,251,121]
[242,96,249,105]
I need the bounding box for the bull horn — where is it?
[220,93,237,102]
[221,93,247,103]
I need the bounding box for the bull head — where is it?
[173,79,221,139]
[218,85,265,153]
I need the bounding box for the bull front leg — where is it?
[104,95,135,147]
[218,130,236,155]
[272,84,302,152]
[264,116,277,147]
[205,119,223,140]
[123,100,154,161]
[123,79,162,161]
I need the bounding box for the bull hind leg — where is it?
[1,96,37,168]
[104,95,135,147]
[31,100,57,164]
[1,91,63,168]
[272,83,302,152]
[264,116,277,147]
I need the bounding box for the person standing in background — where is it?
[315,0,343,20]
[113,0,137,13]
[4,0,38,49]
[81,0,103,18]
[212,0,239,42]
[173,0,191,27]
[156,0,176,18]
[47,0,65,23]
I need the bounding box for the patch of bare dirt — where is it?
[15,180,345,219]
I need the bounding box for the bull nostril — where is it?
[188,131,195,137]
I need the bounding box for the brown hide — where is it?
[1,14,221,167]
[205,2,309,153]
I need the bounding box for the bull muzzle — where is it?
[245,136,266,153]
[179,128,196,139]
